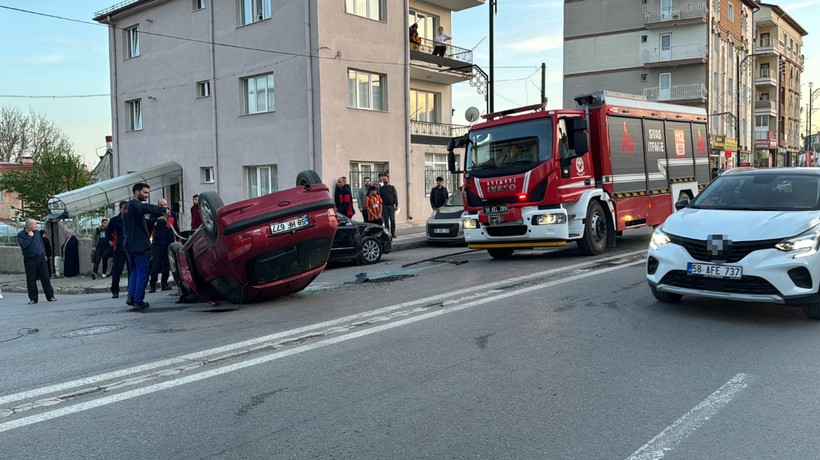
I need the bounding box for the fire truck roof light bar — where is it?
[481,103,547,121]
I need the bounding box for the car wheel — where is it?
[487,248,514,259]
[357,236,383,265]
[803,303,820,320]
[167,242,190,296]
[296,170,322,187]
[650,285,682,303]
[578,200,608,256]
[199,191,224,241]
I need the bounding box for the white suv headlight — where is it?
[649,227,670,250]
[775,227,820,258]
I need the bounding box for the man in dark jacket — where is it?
[149,198,179,293]
[91,218,112,279]
[334,176,355,219]
[125,183,170,310]
[190,194,202,230]
[17,219,55,304]
[378,174,398,238]
[107,201,129,299]
[429,176,449,210]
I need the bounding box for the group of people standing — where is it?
[334,174,399,239]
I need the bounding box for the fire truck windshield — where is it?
[466,118,553,177]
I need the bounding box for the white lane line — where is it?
[0,259,644,433]
[0,250,645,407]
[625,373,754,460]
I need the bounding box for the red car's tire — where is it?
[199,191,224,241]
[296,170,322,188]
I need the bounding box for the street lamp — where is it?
[805,82,820,152]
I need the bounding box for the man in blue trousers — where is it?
[124,183,170,310]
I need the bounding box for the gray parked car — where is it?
[426,192,466,244]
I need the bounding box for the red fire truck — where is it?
[447,90,710,258]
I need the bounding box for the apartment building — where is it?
[753,3,806,167]
[563,0,758,171]
[93,0,483,226]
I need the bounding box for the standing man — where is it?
[357,176,372,219]
[334,176,355,219]
[432,26,452,57]
[125,183,170,310]
[429,176,449,210]
[17,219,55,304]
[106,201,129,299]
[190,194,202,230]
[39,230,53,277]
[91,218,112,280]
[378,174,399,238]
[149,198,179,293]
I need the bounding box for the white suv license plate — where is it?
[270,215,310,235]
[687,262,742,279]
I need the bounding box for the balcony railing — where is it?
[411,37,473,66]
[642,44,707,65]
[755,100,777,114]
[410,120,469,138]
[758,68,772,78]
[643,83,706,102]
[644,2,707,25]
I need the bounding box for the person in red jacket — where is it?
[190,194,202,229]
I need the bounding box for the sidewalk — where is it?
[0,221,429,295]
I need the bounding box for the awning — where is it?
[45,162,182,220]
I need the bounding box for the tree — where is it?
[0,145,94,220]
[0,107,72,162]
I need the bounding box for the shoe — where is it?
[391,234,397,238]
[126,295,134,306]
[112,293,119,299]
[148,287,156,293]
[47,297,56,302]
[27,300,37,305]
[161,285,172,291]
[133,301,150,310]
[91,272,96,280]
[101,273,108,278]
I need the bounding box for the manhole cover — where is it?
[61,325,125,338]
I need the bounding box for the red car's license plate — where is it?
[270,215,310,235]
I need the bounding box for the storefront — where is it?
[754,135,777,168]
[709,135,740,171]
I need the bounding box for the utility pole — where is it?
[488,0,497,113]
[541,62,546,105]
[736,52,754,167]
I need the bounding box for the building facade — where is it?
[753,3,806,167]
[93,0,483,227]
[563,0,758,171]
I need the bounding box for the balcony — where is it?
[410,120,470,146]
[755,68,777,87]
[642,44,707,68]
[410,38,474,85]
[754,100,777,117]
[644,2,707,29]
[418,0,485,12]
[754,131,777,149]
[643,83,706,103]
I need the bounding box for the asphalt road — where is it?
[2,229,819,459]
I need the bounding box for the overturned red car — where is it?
[169,170,338,304]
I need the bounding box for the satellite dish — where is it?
[465,107,480,123]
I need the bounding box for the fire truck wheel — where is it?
[487,248,514,259]
[578,200,608,256]
[650,285,682,304]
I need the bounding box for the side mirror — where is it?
[448,150,456,173]
[675,199,690,211]
[573,131,589,156]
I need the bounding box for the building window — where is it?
[200,167,215,184]
[196,81,210,97]
[246,165,278,198]
[641,73,648,82]
[348,161,389,195]
[712,0,719,14]
[345,0,385,21]
[641,34,647,43]
[193,0,206,11]
[424,153,457,194]
[124,26,139,59]
[126,99,142,131]
[727,3,734,22]
[348,69,385,111]
[760,33,770,47]
[239,0,270,25]
[409,10,436,40]
[409,90,439,122]
[242,73,274,114]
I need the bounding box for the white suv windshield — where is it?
[691,174,820,211]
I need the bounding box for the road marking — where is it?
[625,373,753,460]
[0,257,645,433]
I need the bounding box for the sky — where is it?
[0,0,819,170]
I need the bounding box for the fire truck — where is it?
[447,90,710,258]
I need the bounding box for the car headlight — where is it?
[649,227,670,250]
[534,213,567,225]
[775,227,820,258]
[463,217,478,229]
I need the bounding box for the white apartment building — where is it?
[93,0,483,226]
[563,0,758,170]
[753,3,806,167]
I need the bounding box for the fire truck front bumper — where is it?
[463,209,570,248]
